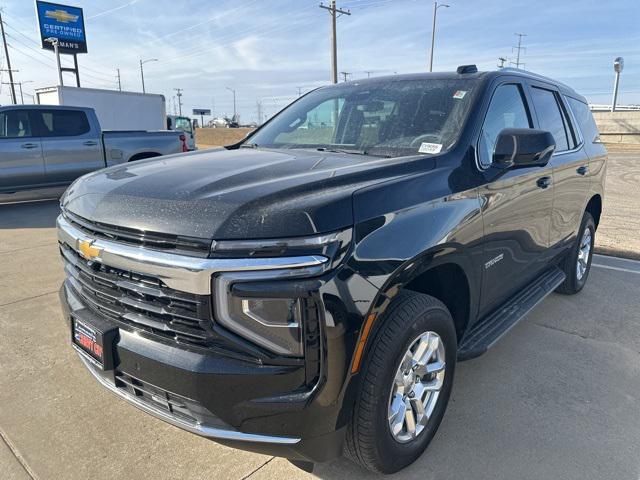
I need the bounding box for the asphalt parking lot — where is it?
[2,198,640,480]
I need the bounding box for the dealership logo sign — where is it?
[44,8,79,23]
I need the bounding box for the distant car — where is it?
[57,66,606,474]
[0,105,188,196]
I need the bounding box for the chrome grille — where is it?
[62,210,211,257]
[60,242,213,346]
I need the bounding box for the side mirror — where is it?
[493,128,556,169]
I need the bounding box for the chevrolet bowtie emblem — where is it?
[78,239,102,261]
[45,9,79,23]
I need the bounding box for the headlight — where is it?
[211,229,351,357]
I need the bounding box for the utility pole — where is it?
[1,11,17,104]
[429,2,450,72]
[497,57,507,68]
[511,33,527,69]
[174,88,183,116]
[226,86,236,119]
[364,70,373,78]
[339,71,350,82]
[116,68,121,91]
[256,100,263,125]
[320,1,351,84]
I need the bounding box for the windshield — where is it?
[172,117,192,133]
[246,78,478,158]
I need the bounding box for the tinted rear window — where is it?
[38,110,91,137]
[567,96,599,144]
[530,87,570,152]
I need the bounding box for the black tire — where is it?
[344,291,457,474]
[556,211,595,295]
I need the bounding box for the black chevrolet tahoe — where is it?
[57,66,606,474]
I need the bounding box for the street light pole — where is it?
[428,2,450,72]
[140,58,158,93]
[45,37,63,86]
[611,57,624,112]
[226,87,236,119]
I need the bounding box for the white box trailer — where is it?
[35,86,167,131]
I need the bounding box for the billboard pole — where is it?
[0,11,17,104]
[73,54,80,87]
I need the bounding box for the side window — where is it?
[478,84,532,168]
[38,110,91,137]
[0,110,33,138]
[567,96,600,144]
[530,87,570,152]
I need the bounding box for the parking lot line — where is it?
[592,254,640,274]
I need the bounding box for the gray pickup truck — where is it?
[0,105,187,196]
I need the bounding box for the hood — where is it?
[63,148,434,240]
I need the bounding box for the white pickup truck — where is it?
[0,105,188,196]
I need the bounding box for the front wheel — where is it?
[556,211,595,295]
[344,291,457,474]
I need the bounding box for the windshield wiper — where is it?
[316,147,391,158]
[317,147,370,156]
[241,143,259,149]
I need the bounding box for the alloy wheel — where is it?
[576,228,592,281]
[387,331,446,443]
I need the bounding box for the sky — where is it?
[0,0,638,124]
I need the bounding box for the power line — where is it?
[319,1,351,84]
[2,15,114,79]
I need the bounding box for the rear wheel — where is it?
[556,211,595,294]
[345,291,456,473]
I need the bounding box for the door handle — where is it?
[83,140,98,146]
[536,176,552,189]
[21,142,38,149]
[576,165,589,176]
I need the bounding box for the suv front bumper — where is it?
[60,283,346,462]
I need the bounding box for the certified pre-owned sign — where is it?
[36,1,87,54]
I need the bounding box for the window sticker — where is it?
[419,142,443,154]
[453,90,467,99]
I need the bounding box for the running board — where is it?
[457,266,566,361]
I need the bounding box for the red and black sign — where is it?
[72,315,117,370]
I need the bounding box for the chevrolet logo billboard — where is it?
[44,9,79,24]
[36,1,87,54]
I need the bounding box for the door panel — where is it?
[0,110,45,192]
[479,166,554,315]
[527,84,590,252]
[476,82,554,316]
[34,109,104,185]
